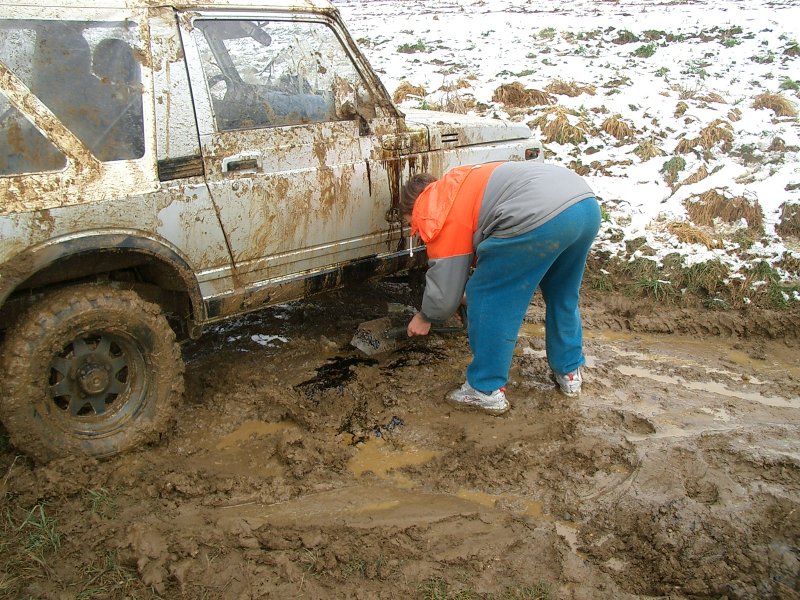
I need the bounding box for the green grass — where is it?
[680,260,729,297]
[0,503,63,597]
[779,77,800,91]
[633,44,656,58]
[751,50,775,64]
[633,277,674,301]
[660,156,686,184]
[590,271,614,292]
[398,40,428,54]
[76,554,139,599]
[85,487,116,516]
[538,27,556,40]
[613,30,638,44]
[340,556,368,577]
[17,504,61,565]
[587,251,797,310]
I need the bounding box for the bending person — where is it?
[400,161,600,415]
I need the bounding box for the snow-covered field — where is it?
[335,0,800,302]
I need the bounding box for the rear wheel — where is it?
[0,285,184,462]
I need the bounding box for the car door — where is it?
[179,9,415,301]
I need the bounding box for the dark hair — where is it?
[400,173,437,217]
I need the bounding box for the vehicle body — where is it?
[0,0,542,461]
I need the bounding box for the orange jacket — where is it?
[409,162,503,321]
[410,162,503,259]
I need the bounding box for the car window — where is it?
[0,19,145,174]
[192,19,373,131]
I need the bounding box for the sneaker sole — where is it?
[445,396,510,415]
[557,387,581,398]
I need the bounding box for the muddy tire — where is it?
[0,285,184,462]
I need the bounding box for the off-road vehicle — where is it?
[0,0,542,462]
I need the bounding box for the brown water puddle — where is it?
[214,420,299,450]
[347,437,439,487]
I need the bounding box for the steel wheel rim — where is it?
[47,330,147,432]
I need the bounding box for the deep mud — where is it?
[1,279,799,599]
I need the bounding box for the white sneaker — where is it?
[555,369,582,397]
[447,382,509,415]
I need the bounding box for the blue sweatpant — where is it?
[464,197,601,393]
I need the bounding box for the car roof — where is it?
[0,0,334,10]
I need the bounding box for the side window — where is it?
[191,19,373,131]
[0,92,66,176]
[0,24,65,175]
[0,19,145,175]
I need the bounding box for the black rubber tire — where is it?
[0,285,184,463]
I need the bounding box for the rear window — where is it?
[0,20,146,176]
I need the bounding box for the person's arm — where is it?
[421,254,472,321]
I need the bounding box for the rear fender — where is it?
[0,231,204,322]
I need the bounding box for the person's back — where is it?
[476,161,595,244]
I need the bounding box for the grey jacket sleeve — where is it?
[420,254,472,323]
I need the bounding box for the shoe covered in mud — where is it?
[447,382,509,415]
[555,369,582,397]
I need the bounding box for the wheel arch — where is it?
[0,231,205,334]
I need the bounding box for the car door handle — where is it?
[222,153,261,173]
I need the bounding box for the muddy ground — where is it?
[1,278,799,600]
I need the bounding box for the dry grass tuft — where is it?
[768,137,786,152]
[776,202,800,238]
[432,92,477,114]
[392,81,427,104]
[684,189,764,233]
[681,164,709,186]
[632,138,666,161]
[491,82,554,107]
[675,136,699,154]
[698,92,727,104]
[544,79,597,97]
[528,106,591,145]
[569,160,591,176]
[439,78,472,93]
[601,115,636,141]
[673,83,703,100]
[728,107,743,122]
[675,120,734,155]
[752,92,798,118]
[667,221,721,249]
[493,82,529,105]
[527,89,556,106]
[674,101,689,117]
[698,119,734,151]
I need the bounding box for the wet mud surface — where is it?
[2,279,799,599]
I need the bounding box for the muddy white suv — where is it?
[0,0,542,461]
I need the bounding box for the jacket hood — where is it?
[410,166,473,242]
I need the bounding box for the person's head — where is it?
[400,173,437,223]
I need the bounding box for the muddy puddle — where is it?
[1,281,799,599]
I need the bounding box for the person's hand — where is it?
[407,312,432,337]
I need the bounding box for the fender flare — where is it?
[0,230,205,322]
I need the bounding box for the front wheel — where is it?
[0,285,184,462]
